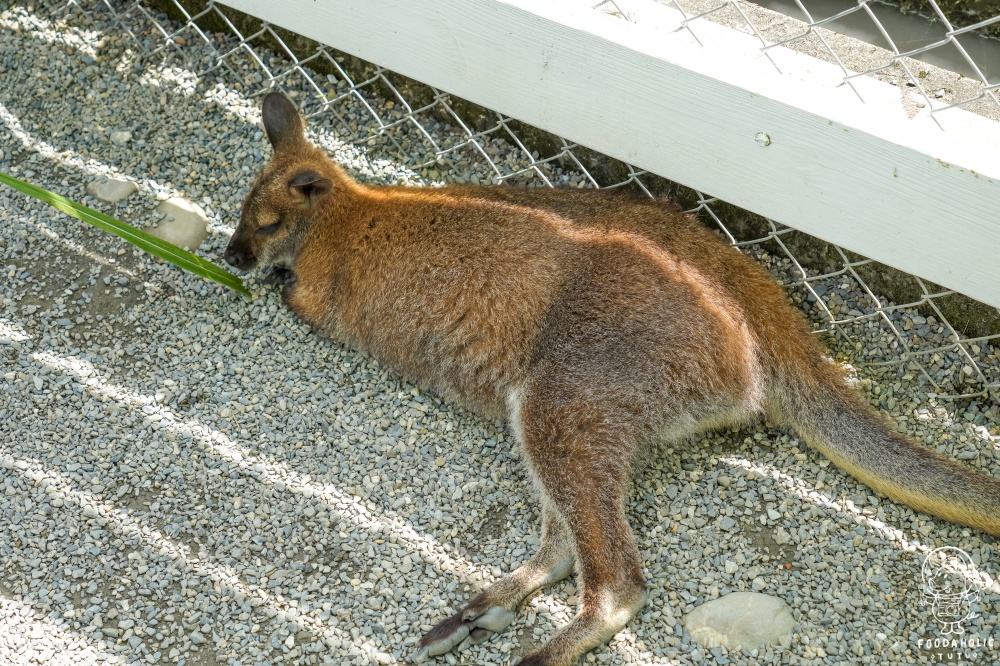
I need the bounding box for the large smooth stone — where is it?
[151,197,209,250]
[684,592,795,649]
[85,177,138,203]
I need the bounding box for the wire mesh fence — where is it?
[58,0,1000,404]
[661,0,1000,120]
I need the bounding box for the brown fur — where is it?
[225,94,1000,666]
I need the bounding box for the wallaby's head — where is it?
[224,93,345,271]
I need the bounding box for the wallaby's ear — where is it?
[288,170,333,206]
[262,92,304,151]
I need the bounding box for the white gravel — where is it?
[1,3,999,666]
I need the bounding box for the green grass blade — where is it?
[0,171,250,296]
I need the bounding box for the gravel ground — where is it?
[2,3,999,666]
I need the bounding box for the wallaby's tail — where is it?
[775,371,1000,537]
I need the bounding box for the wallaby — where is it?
[225,93,1000,666]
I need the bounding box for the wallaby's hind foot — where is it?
[413,601,514,662]
[517,587,649,666]
[414,507,575,662]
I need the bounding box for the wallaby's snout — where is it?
[223,236,255,271]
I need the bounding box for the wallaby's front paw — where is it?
[264,266,296,286]
[280,274,299,306]
[412,604,514,662]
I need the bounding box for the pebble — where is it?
[86,177,139,203]
[110,130,132,145]
[0,3,997,666]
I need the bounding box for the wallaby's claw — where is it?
[413,605,514,662]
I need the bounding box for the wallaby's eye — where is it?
[257,221,281,236]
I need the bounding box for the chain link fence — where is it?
[59,0,1000,404]
[661,0,999,119]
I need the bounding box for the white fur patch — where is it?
[506,385,526,445]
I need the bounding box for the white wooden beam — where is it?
[221,0,1000,309]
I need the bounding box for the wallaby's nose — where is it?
[223,246,243,268]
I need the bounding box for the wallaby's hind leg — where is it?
[515,393,648,666]
[414,505,575,662]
